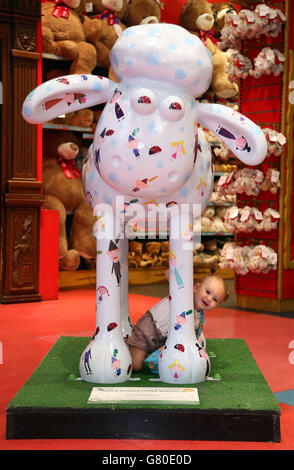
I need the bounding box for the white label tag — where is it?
[218,174,228,186]
[255,171,264,183]
[261,245,270,259]
[269,130,278,142]
[246,11,255,23]
[277,133,287,145]
[254,210,263,221]
[240,209,250,222]
[232,15,239,26]
[226,248,234,260]
[85,2,93,12]
[229,207,238,219]
[271,170,280,183]
[259,5,270,17]
[266,48,275,61]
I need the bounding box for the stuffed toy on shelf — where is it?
[180,0,239,99]
[42,130,97,271]
[122,0,163,26]
[41,0,97,74]
[250,47,285,79]
[80,0,128,68]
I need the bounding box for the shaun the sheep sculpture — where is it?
[22,23,267,384]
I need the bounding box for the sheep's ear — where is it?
[22,74,116,124]
[197,102,267,166]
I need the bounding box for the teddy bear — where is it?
[226,50,253,82]
[79,0,128,68]
[122,0,163,26]
[262,128,287,157]
[252,4,286,39]
[213,141,236,161]
[250,47,285,79]
[42,129,97,271]
[41,0,97,74]
[260,168,280,194]
[261,208,280,232]
[219,242,250,275]
[217,10,241,51]
[210,2,237,40]
[180,0,239,100]
[247,245,277,274]
[219,5,286,44]
[65,108,95,128]
[201,206,215,232]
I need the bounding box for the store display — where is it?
[41,0,97,74]
[250,47,285,78]
[218,4,286,43]
[180,0,239,99]
[219,242,278,275]
[42,130,97,271]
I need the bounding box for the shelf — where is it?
[201,232,234,237]
[43,123,93,133]
[42,52,70,61]
[58,264,234,289]
[207,202,235,207]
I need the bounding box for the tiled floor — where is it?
[1,284,294,450]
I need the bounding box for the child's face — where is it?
[194,277,225,311]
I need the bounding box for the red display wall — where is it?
[235,0,294,309]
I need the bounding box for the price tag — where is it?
[277,133,287,145]
[259,5,270,17]
[240,209,250,222]
[85,2,93,12]
[246,11,255,23]
[268,130,278,142]
[229,207,238,219]
[232,15,239,26]
[253,209,263,221]
[271,170,280,183]
[218,174,228,186]
[225,248,234,260]
[255,171,264,183]
[265,48,275,61]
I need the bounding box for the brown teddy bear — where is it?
[65,108,95,128]
[41,0,97,74]
[122,0,163,27]
[80,0,128,68]
[180,0,239,100]
[210,2,237,39]
[42,130,97,271]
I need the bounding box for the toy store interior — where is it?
[1,0,294,453]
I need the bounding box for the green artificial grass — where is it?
[7,337,280,412]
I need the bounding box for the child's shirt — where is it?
[150,296,204,339]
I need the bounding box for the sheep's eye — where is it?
[131,88,157,114]
[160,95,185,121]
